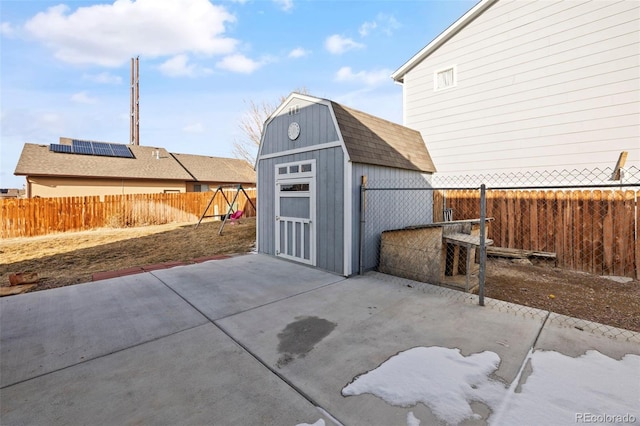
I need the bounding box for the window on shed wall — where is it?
[434,66,456,91]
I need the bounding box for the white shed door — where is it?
[275,161,316,265]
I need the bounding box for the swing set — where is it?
[195,185,256,235]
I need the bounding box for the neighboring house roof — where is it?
[14,141,256,184]
[0,188,24,198]
[330,101,437,173]
[391,0,495,83]
[171,153,256,184]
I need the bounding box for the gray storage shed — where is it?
[256,93,436,276]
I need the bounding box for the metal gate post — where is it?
[479,183,487,306]
[359,175,367,275]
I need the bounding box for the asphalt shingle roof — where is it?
[171,153,256,184]
[330,101,436,173]
[14,142,256,184]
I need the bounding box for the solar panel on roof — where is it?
[50,144,73,153]
[92,142,114,156]
[72,140,93,155]
[49,140,134,158]
[111,144,134,158]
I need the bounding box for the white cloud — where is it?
[376,13,401,36]
[288,47,309,58]
[273,0,294,12]
[23,0,238,67]
[183,122,204,133]
[83,72,122,85]
[159,54,212,77]
[71,91,97,104]
[1,22,15,37]
[358,21,377,37]
[335,66,391,86]
[324,35,364,55]
[216,54,264,74]
[359,14,401,37]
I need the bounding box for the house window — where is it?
[434,66,456,91]
[194,184,209,192]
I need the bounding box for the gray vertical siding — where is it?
[260,101,339,156]
[351,164,433,273]
[257,147,345,275]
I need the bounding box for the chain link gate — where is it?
[358,166,640,338]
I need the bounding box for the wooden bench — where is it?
[442,233,493,292]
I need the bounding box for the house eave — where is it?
[16,172,190,182]
[391,0,497,83]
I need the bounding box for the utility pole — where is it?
[130,57,140,145]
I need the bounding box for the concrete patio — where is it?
[1,254,638,425]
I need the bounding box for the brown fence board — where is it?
[433,188,637,279]
[602,191,614,276]
[1,188,256,239]
[624,191,635,278]
[636,191,640,280]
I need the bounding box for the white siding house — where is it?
[392,0,640,176]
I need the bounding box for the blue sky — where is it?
[0,0,477,188]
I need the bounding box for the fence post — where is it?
[479,184,487,306]
[359,175,367,275]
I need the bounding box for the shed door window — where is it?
[275,161,313,177]
[281,183,310,192]
[434,66,456,91]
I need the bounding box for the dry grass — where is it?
[2,218,639,333]
[0,218,256,291]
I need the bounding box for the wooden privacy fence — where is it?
[435,189,639,279]
[1,188,256,238]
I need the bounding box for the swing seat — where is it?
[229,210,243,224]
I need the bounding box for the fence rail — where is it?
[1,188,256,238]
[435,188,638,279]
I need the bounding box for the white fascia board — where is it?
[343,159,353,276]
[324,99,354,276]
[391,0,496,83]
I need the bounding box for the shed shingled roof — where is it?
[14,142,256,183]
[330,101,436,173]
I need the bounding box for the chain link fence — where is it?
[360,166,640,340]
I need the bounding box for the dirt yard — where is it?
[1,218,639,332]
[485,258,640,332]
[0,218,256,291]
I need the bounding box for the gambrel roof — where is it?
[330,101,436,173]
[260,93,436,173]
